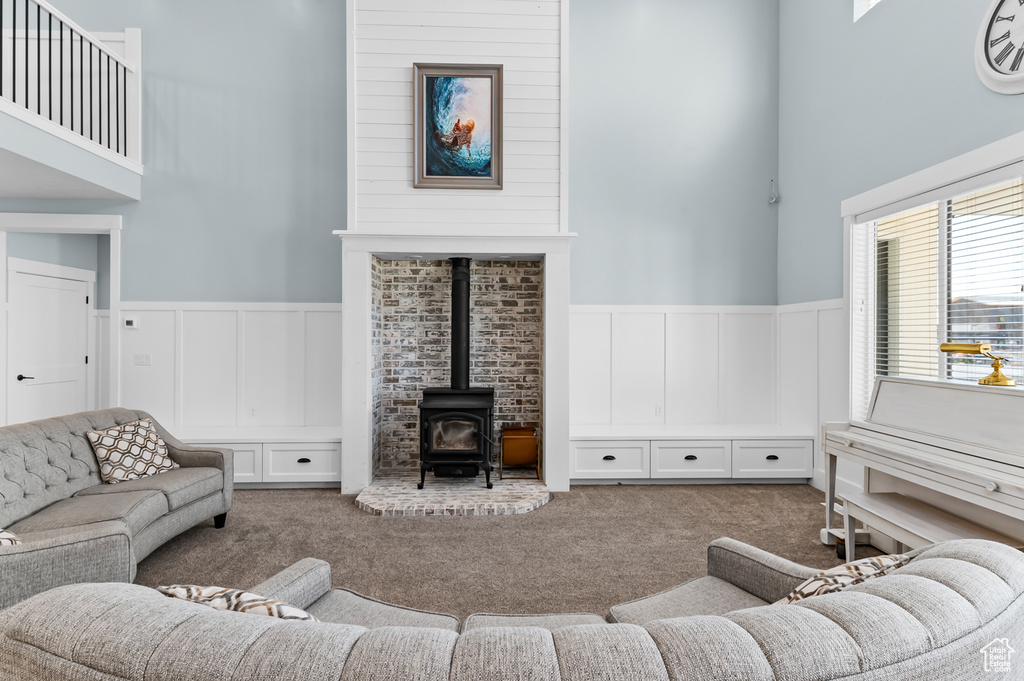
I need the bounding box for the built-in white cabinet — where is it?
[570,440,651,479]
[651,441,732,479]
[188,439,342,485]
[229,443,264,484]
[570,436,812,481]
[731,440,813,478]
[262,442,341,483]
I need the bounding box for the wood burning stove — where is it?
[417,257,494,489]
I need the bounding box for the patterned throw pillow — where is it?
[86,418,179,484]
[778,553,911,604]
[156,585,319,622]
[0,529,21,546]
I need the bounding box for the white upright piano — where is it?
[822,376,1024,557]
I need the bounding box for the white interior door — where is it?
[8,268,90,424]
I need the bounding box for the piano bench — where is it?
[840,492,1024,561]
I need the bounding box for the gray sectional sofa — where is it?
[1,537,1021,680]
[0,408,232,610]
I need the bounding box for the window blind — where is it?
[862,178,1024,403]
[946,180,1024,382]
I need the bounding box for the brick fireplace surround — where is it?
[371,258,544,475]
[336,232,575,494]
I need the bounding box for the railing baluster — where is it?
[12,0,16,105]
[23,0,27,109]
[87,40,91,141]
[105,54,110,150]
[1,0,5,102]
[119,63,124,156]
[77,28,81,135]
[47,10,51,122]
[34,1,38,115]
[58,18,61,127]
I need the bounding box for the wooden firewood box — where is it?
[500,426,540,480]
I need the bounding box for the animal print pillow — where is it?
[0,529,21,546]
[86,418,179,484]
[156,585,319,622]
[778,553,912,604]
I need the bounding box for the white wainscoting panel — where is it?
[774,300,855,493]
[95,313,111,410]
[611,313,665,425]
[120,310,176,428]
[570,302,847,465]
[115,304,343,433]
[779,310,818,432]
[816,304,860,493]
[305,312,345,427]
[352,0,563,233]
[666,313,719,424]
[181,311,237,428]
[721,312,775,425]
[243,311,305,428]
[568,312,612,425]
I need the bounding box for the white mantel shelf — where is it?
[333,231,577,259]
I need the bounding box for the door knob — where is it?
[16,375,34,381]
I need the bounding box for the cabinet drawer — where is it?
[263,443,341,482]
[652,441,731,478]
[570,441,650,479]
[732,440,813,478]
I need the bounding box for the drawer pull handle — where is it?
[297,457,312,464]
[684,455,698,461]
[602,455,616,461]
[766,455,780,461]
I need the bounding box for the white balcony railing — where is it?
[0,0,139,165]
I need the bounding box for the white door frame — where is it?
[0,213,121,426]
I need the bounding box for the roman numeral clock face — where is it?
[978,0,1024,93]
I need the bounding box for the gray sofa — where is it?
[0,408,232,610]
[1,537,1021,680]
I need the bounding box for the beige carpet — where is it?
[136,484,857,619]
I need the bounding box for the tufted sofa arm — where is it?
[0,520,132,611]
[706,537,821,603]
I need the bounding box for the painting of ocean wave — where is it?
[424,76,493,178]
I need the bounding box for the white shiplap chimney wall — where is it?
[349,0,567,234]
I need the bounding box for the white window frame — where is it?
[842,131,1024,420]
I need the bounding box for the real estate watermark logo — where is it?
[981,638,1015,673]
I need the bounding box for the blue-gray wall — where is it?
[569,0,781,305]
[7,232,99,273]
[0,0,347,303]
[778,0,1024,304]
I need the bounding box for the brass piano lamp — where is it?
[939,343,1017,387]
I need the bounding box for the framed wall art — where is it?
[413,63,503,190]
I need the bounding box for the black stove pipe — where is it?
[450,257,471,391]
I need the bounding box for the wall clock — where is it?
[977,0,1024,94]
